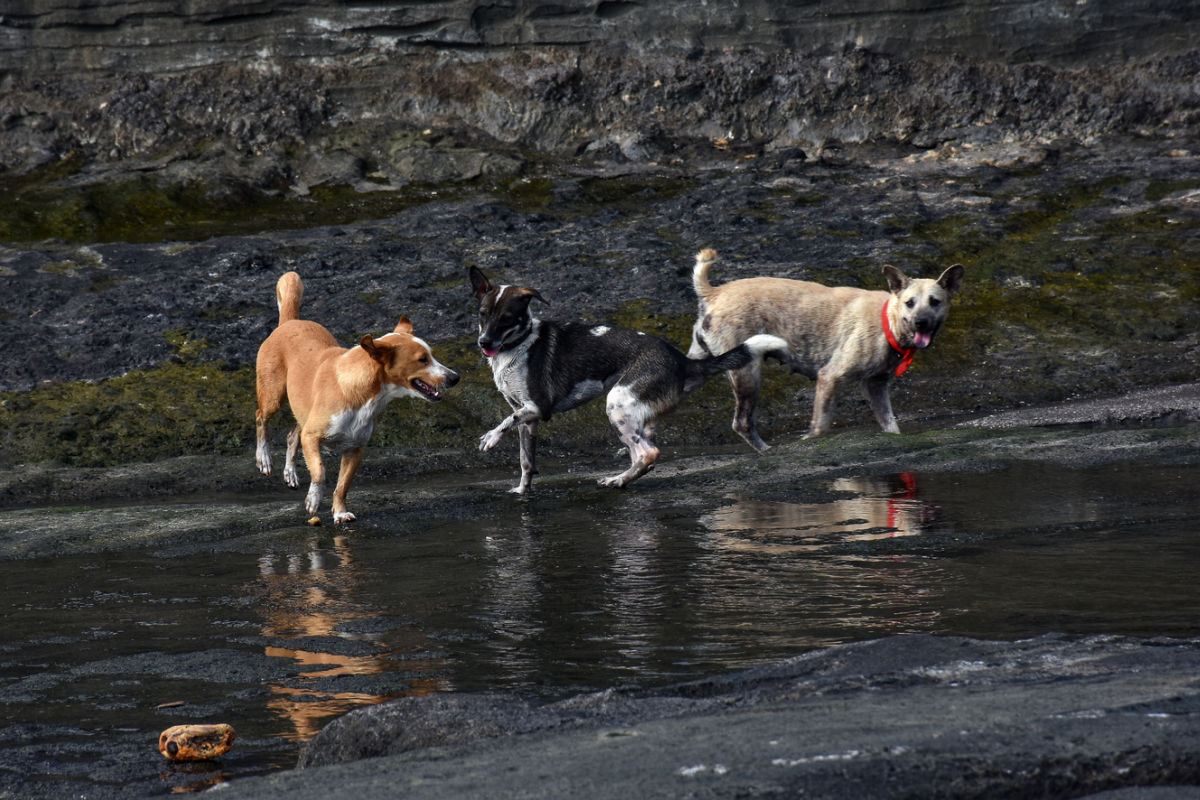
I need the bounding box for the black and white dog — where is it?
[469,267,789,493]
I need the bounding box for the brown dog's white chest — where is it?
[320,387,402,452]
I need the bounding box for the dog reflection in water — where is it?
[254,536,442,742]
[701,473,932,554]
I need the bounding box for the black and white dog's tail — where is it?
[683,334,790,393]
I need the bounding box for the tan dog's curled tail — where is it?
[692,248,719,302]
[275,271,304,327]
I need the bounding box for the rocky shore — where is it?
[216,633,1200,800]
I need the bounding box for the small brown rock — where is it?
[158,724,236,761]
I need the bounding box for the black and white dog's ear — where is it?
[468,266,494,299]
[525,288,549,306]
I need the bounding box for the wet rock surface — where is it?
[2,137,1198,474]
[223,634,1200,799]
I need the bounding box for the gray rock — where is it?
[219,634,1200,799]
[3,3,1200,189]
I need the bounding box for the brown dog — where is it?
[255,271,459,523]
[688,249,964,450]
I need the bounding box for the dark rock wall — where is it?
[2,1,1200,189]
[4,0,1200,75]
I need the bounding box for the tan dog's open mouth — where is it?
[412,378,444,401]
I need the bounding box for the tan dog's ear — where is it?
[882,265,910,295]
[938,264,965,295]
[393,316,414,336]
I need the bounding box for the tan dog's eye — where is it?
[905,298,916,308]
[929,297,941,307]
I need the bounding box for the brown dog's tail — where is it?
[275,272,303,327]
[692,248,719,302]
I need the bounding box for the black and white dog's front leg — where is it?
[479,401,543,493]
[515,419,538,494]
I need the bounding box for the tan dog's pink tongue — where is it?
[914,331,932,349]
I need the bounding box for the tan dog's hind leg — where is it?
[331,447,364,524]
[728,362,770,451]
[807,369,841,438]
[862,375,901,434]
[301,431,326,515]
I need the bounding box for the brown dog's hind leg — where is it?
[283,426,301,487]
[254,374,285,476]
[728,364,770,451]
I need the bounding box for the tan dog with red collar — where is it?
[255,271,459,523]
[688,249,964,450]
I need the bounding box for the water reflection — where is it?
[479,510,546,681]
[701,473,934,551]
[253,534,441,742]
[694,473,950,648]
[603,516,665,662]
[4,465,1198,798]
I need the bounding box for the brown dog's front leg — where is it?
[301,432,326,515]
[331,447,365,524]
[862,375,901,434]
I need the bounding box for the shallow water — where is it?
[1,460,1198,795]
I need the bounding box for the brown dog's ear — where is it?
[393,316,414,336]
[359,335,383,361]
[469,266,494,299]
[882,265,910,295]
[938,264,965,295]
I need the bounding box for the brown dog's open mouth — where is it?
[412,378,443,401]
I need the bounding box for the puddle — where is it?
[1,462,1199,795]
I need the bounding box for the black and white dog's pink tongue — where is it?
[483,346,499,357]
[914,331,933,349]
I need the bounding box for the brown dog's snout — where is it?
[444,369,460,388]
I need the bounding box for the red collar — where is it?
[882,299,915,377]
